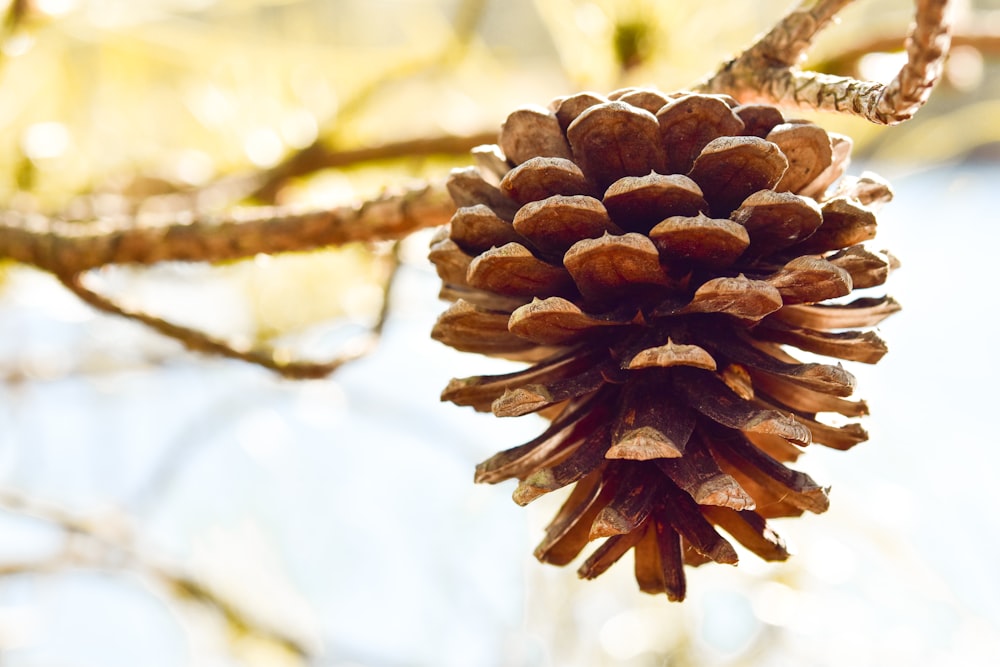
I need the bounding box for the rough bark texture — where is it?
[0,181,453,275]
[697,0,952,124]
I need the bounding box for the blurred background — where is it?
[0,0,999,665]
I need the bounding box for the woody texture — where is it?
[430,0,951,600]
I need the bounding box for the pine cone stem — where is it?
[753,0,857,67]
[697,0,953,125]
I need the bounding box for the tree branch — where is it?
[877,0,952,123]
[0,180,453,275]
[754,0,857,67]
[0,488,312,657]
[247,131,496,203]
[55,242,401,380]
[698,0,952,124]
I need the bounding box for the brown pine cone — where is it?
[429,88,897,600]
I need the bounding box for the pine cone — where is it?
[429,88,897,600]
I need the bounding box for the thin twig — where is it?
[0,555,68,577]
[698,0,952,124]
[0,180,454,276]
[247,131,496,203]
[158,573,309,658]
[372,240,402,338]
[55,259,396,380]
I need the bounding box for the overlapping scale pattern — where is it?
[430,88,897,600]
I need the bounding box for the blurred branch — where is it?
[160,574,309,658]
[820,16,1000,75]
[452,0,489,43]
[0,488,311,657]
[698,0,953,124]
[0,154,453,378]
[55,242,401,380]
[0,351,174,385]
[245,0,492,206]
[0,180,452,275]
[247,131,496,203]
[1,0,29,37]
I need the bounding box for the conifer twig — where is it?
[55,242,400,379]
[247,131,496,203]
[698,0,952,124]
[0,180,453,275]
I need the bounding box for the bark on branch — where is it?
[0,180,453,275]
[248,131,497,203]
[55,242,400,380]
[698,0,953,124]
